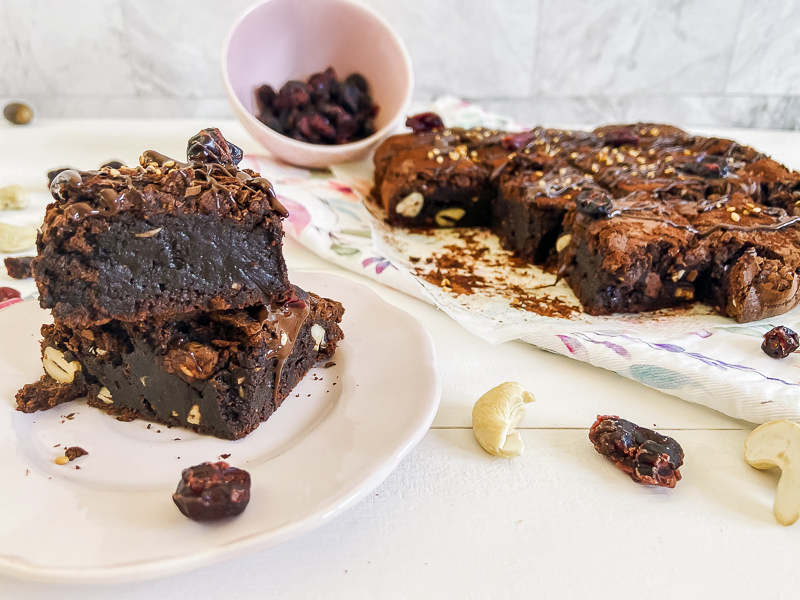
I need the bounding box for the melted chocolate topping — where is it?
[259,297,311,401]
[53,129,285,222]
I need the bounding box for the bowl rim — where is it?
[221,0,414,155]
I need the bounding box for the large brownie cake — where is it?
[371,117,800,323]
[16,287,344,440]
[37,128,292,327]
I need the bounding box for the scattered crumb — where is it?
[75,465,81,470]
[147,424,152,430]
[65,446,88,461]
[53,443,60,448]
[64,413,75,420]
[25,469,29,476]
[156,430,161,433]
[173,438,181,441]
[324,361,336,368]
[219,453,231,459]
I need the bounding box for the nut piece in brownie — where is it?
[370,114,508,228]
[15,287,345,440]
[35,128,292,326]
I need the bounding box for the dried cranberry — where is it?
[762,326,800,359]
[0,287,21,301]
[100,159,126,170]
[575,190,614,218]
[274,80,311,112]
[406,112,444,133]
[47,166,75,185]
[172,462,251,522]
[254,84,277,114]
[598,127,639,148]
[679,154,729,178]
[502,131,538,151]
[308,67,337,103]
[187,128,243,165]
[589,416,684,488]
[339,81,362,114]
[254,67,377,145]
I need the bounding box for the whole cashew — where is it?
[472,382,536,459]
[744,419,800,526]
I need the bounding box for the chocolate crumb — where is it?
[64,446,88,461]
[4,256,34,279]
[324,361,336,368]
[219,453,231,459]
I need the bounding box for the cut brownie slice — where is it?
[371,125,507,228]
[557,189,800,321]
[557,192,709,315]
[16,287,345,440]
[35,128,292,326]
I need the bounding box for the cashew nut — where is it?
[311,324,326,351]
[744,420,800,525]
[395,192,424,218]
[0,222,36,252]
[187,404,201,425]
[97,387,113,404]
[472,382,535,458]
[435,207,466,227]
[555,234,572,253]
[42,346,81,384]
[0,185,31,210]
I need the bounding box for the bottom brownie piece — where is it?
[16,287,344,440]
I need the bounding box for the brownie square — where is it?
[16,287,345,440]
[371,127,507,228]
[36,129,292,327]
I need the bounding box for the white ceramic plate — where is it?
[0,272,440,583]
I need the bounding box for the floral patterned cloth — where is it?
[241,97,800,424]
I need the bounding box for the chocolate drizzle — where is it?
[259,297,311,401]
[586,191,800,237]
[52,129,286,222]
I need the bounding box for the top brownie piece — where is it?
[35,129,292,326]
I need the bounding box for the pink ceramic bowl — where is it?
[222,0,414,168]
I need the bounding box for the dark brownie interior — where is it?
[17,288,345,440]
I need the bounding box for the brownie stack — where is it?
[16,129,344,440]
[371,116,800,323]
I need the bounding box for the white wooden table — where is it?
[2,119,800,599]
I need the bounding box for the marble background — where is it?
[1,0,799,129]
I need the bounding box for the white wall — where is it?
[2,0,799,128]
